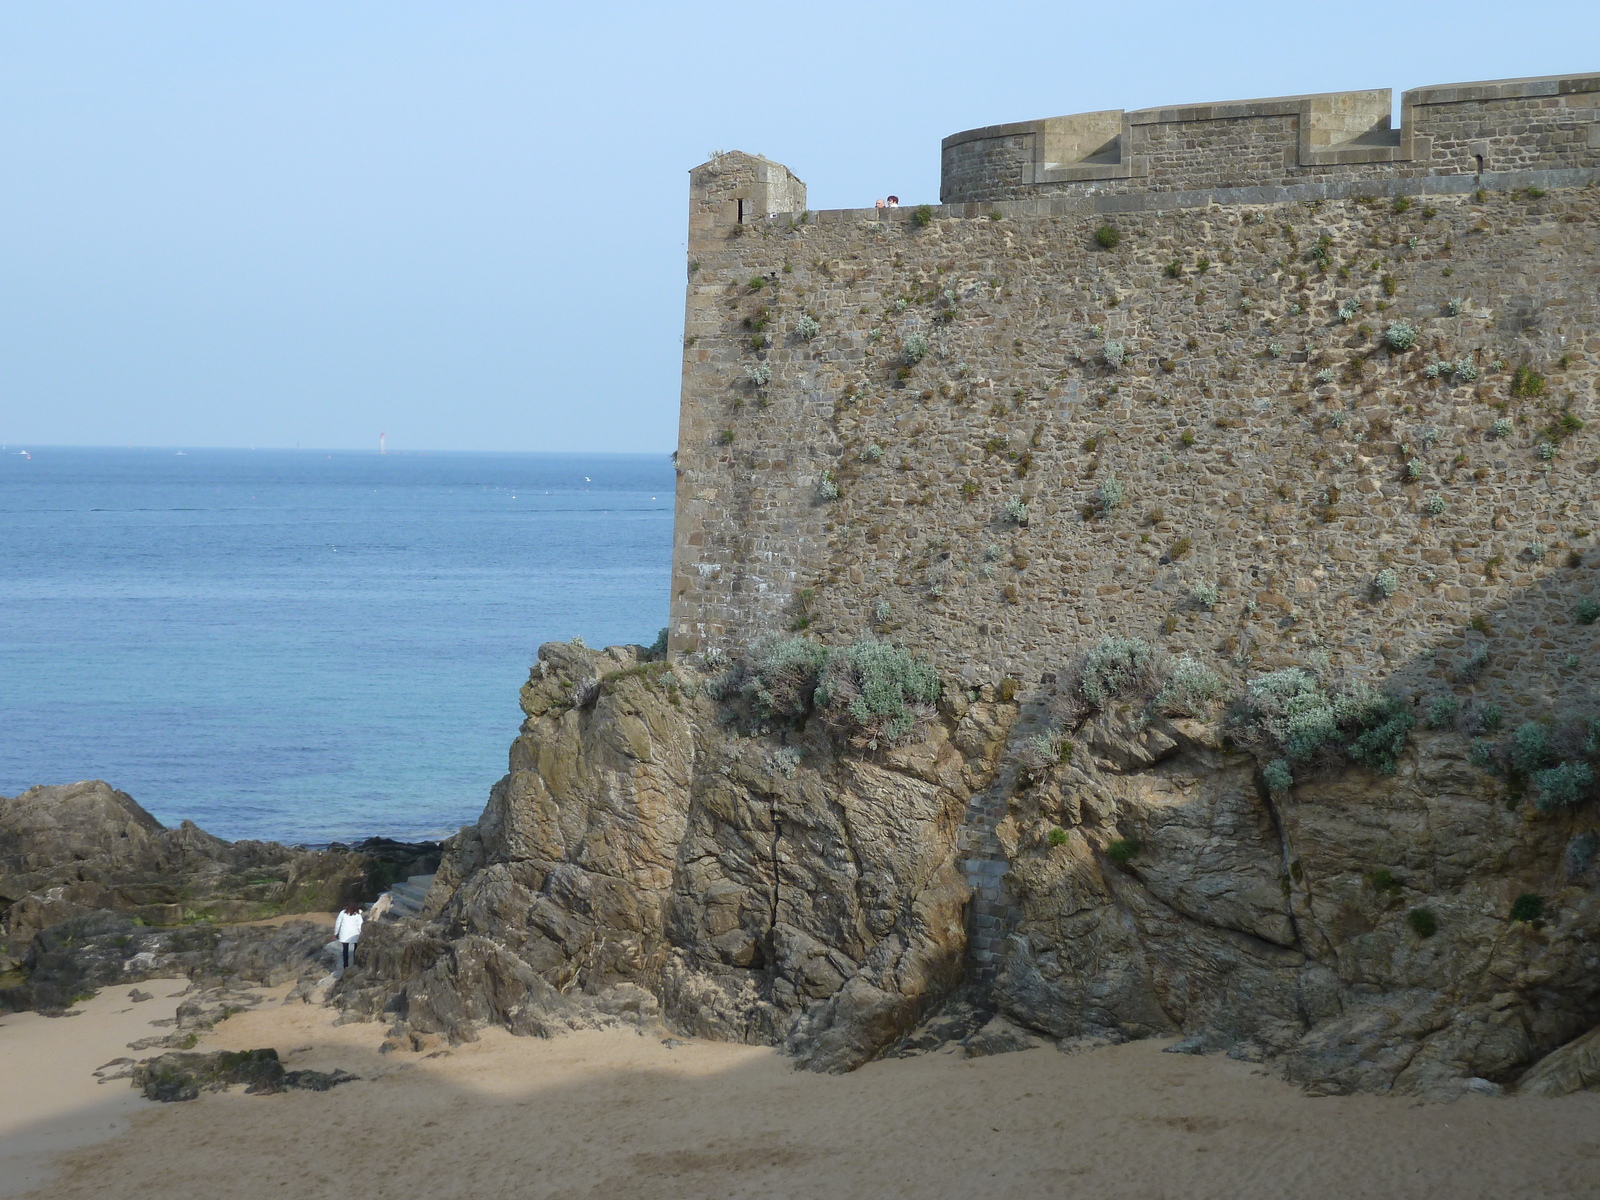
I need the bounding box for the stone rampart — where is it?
[941,73,1600,203]
[670,103,1600,725]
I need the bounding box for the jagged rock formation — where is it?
[343,641,994,1070]
[995,706,1600,1098]
[0,780,438,1010]
[336,640,1600,1097]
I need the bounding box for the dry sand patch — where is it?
[0,977,192,1198]
[7,987,1600,1200]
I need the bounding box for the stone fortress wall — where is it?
[669,73,1600,724]
[941,73,1600,203]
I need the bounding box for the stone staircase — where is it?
[384,873,436,920]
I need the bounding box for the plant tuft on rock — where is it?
[1384,321,1418,352]
[1407,907,1438,938]
[1106,838,1139,866]
[1509,722,1554,776]
[1262,758,1293,794]
[1509,893,1545,923]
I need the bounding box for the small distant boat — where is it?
[17,451,30,459]
[175,451,186,456]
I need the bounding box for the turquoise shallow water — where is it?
[0,447,674,843]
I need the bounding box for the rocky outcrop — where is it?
[994,707,1600,1098]
[0,780,438,1010]
[7,907,337,1012]
[338,641,1600,1097]
[339,641,1002,1070]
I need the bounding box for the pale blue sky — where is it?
[1,2,1592,452]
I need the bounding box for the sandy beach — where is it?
[4,968,1599,1200]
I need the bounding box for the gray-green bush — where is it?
[1385,320,1419,351]
[1534,760,1593,811]
[1509,722,1555,775]
[1015,732,1062,773]
[745,635,830,719]
[1234,668,1414,774]
[1155,656,1223,714]
[1454,644,1490,684]
[1262,758,1293,793]
[815,639,940,745]
[1065,638,1220,719]
[1095,473,1126,512]
[1075,636,1162,709]
[740,635,939,747]
[1425,694,1459,729]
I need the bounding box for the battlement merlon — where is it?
[940,72,1600,203]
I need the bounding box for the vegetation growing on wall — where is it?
[728,635,940,748]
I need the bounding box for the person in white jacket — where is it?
[333,903,364,969]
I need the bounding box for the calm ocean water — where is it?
[0,447,674,844]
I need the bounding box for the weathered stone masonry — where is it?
[670,72,1599,724]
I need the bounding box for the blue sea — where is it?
[0,447,675,844]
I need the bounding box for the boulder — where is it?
[1518,1024,1600,1096]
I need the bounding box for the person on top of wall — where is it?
[886,195,899,207]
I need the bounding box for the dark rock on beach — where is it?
[131,1048,359,1101]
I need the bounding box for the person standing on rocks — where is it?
[334,903,363,970]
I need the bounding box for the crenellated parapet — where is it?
[941,73,1600,203]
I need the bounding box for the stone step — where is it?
[384,873,436,917]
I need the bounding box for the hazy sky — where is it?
[1,3,1592,452]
